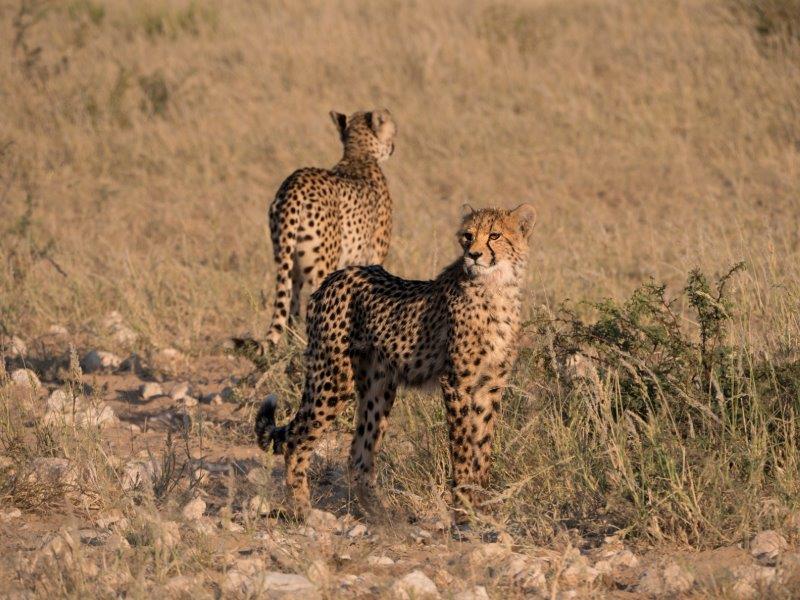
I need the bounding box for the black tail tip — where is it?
[230,337,269,367]
[255,394,284,453]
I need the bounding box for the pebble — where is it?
[750,531,788,564]
[81,350,121,373]
[391,570,439,599]
[181,497,206,521]
[10,368,40,389]
[140,382,163,400]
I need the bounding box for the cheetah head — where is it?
[330,109,396,162]
[458,204,537,283]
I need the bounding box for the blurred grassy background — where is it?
[2,0,797,356]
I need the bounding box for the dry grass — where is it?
[2,0,800,596]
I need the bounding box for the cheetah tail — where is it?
[255,394,287,454]
[230,337,269,369]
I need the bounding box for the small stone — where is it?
[181,497,206,521]
[154,520,181,555]
[28,457,77,488]
[594,548,639,574]
[163,575,195,595]
[222,519,244,533]
[306,508,339,532]
[454,585,490,600]
[561,554,599,587]
[170,382,191,401]
[193,517,217,536]
[410,527,432,544]
[638,561,694,595]
[5,336,27,358]
[10,368,40,389]
[249,572,319,598]
[347,523,368,539]
[46,388,70,411]
[121,458,159,493]
[391,570,439,599]
[750,531,788,564]
[247,495,270,518]
[111,324,137,345]
[203,392,223,405]
[469,543,510,566]
[140,382,163,400]
[367,555,395,566]
[81,350,121,373]
[48,325,69,336]
[307,559,330,585]
[1,507,22,521]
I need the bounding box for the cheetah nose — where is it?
[467,251,483,261]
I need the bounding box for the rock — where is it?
[454,586,490,600]
[367,555,395,566]
[638,561,695,595]
[81,350,121,373]
[778,552,800,588]
[729,563,776,599]
[111,324,137,345]
[410,527,432,544]
[347,523,368,539]
[140,382,163,400]
[46,388,70,411]
[28,457,77,488]
[249,572,319,598]
[247,495,270,518]
[96,509,126,530]
[5,336,27,358]
[29,529,98,578]
[48,325,69,336]
[154,520,181,555]
[305,508,339,532]
[750,530,788,564]
[181,497,206,521]
[170,382,192,401]
[10,368,40,389]
[121,458,159,493]
[469,543,511,566]
[307,559,330,585]
[594,548,639,574]
[561,554,599,587]
[153,347,185,372]
[192,517,217,536]
[504,554,548,592]
[391,570,439,599]
[45,397,118,428]
[1,507,22,521]
[163,575,196,596]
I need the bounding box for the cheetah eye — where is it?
[489,232,501,241]
[462,232,474,243]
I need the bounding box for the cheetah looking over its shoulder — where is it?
[234,109,396,356]
[256,204,536,520]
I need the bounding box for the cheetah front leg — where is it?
[441,371,505,523]
[349,358,397,515]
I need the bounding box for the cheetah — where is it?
[234,108,396,356]
[255,204,537,520]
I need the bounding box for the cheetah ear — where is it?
[511,203,537,236]
[461,203,476,219]
[329,111,348,139]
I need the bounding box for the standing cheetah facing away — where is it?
[256,204,536,519]
[234,109,396,355]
